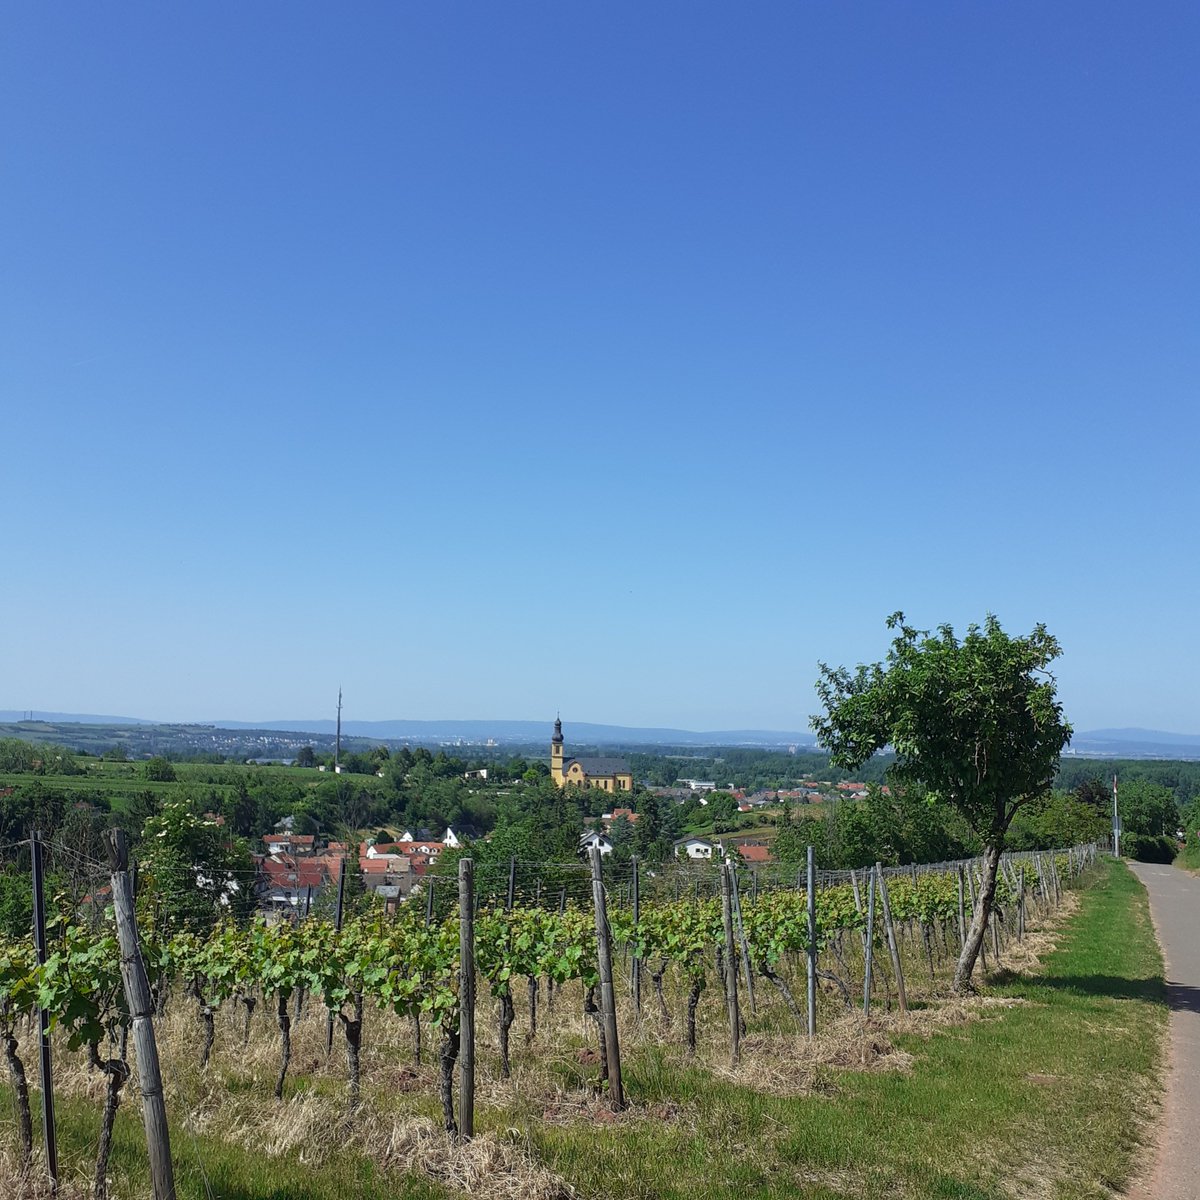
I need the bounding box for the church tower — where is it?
[551,715,564,785]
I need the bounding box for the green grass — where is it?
[1174,837,1200,871]
[6,1086,450,1200]
[518,859,1166,1199]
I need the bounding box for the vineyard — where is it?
[1,840,1101,1200]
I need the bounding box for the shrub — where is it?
[1123,833,1177,864]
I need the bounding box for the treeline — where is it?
[629,747,893,790]
[1055,757,1200,806]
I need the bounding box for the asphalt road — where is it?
[1127,861,1200,1200]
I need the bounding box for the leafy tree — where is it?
[1007,789,1110,850]
[1118,779,1179,839]
[706,792,738,827]
[813,612,1071,993]
[294,746,316,768]
[144,756,176,783]
[139,802,255,931]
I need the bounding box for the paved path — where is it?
[1127,861,1200,1200]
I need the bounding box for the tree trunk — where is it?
[340,992,364,1105]
[953,842,1002,994]
[526,976,538,1044]
[199,1004,215,1069]
[762,966,803,1022]
[2,1025,33,1169]
[686,977,703,1057]
[92,1053,130,1200]
[498,991,515,1079]
[583,985,608,1085]
[439,1025,460,1137]
[241,994,257,1045]
[412,1013,422,1065]
[274,992,292,1101]
[653,959,671,1025]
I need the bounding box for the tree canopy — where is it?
[812,612,1072,993]
[812,613,1071,842]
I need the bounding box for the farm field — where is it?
[1,855,1164,1200]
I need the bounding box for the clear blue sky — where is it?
[3,3,1197,734]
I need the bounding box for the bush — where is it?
[1123,833,1177,864]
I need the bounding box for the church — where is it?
[550,717,634,793]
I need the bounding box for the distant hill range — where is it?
[5,712,1200,758]
[0,712,812,749]
[1065,728,1200,760]
[207,717,813,748]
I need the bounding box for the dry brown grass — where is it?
[0,1146,91,1200]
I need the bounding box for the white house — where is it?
[673,836,719,860]
[443,827,463,849]
[579,831,613,857]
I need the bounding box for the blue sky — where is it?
[3,3,1197,734]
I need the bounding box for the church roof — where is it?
[567,756,632,776]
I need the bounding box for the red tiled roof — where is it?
[260,854,330,890]
[737,844,772,863]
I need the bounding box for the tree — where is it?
[144,756,176,783]
[813,613,1071,993]
[295,746,316,768]
[139,802,255,931]
[1118,779,1178,838]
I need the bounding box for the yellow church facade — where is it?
[550,717,634,793]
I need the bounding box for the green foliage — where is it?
[139,802,255,932]
[814,612,1071,844]
[0,738,80,774]
[1122,833,1177,863]
[144,756,177,783]
[1007,789,1111,851]
[1117,778,1179,838]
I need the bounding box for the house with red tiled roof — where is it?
[257,853,333,911]
[263,832,316,856]
[736,843,773,865]
[359,854,415,896]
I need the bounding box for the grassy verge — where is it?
[1173,838,1200,871]
[517,859,1165,1199]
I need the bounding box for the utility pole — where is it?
[1112,774,1121,857]
[335,688,343,772]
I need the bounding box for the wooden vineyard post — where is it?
[30,831,58,1191]
[806,845,817,1038]
[104,831,175,1200]
[589,847,625,1110]
[956,865,967,951]
[458,858,476,1139]
[326,855,347,1056]
[631,857,642,1018]
[719,862,741,1065]
[863,866,877,1016]
[876,864,907,1015]
[1018,865,1026,940]
[850,868,867,956]
[506,856,516,911]
[729,863,757,1016]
